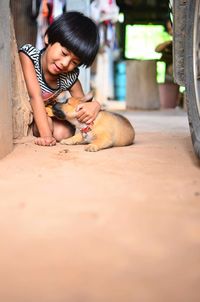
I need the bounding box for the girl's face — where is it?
[42,42,81,76]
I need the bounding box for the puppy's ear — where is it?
[80,92,93,103]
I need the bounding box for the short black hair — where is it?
[45,11,100,67]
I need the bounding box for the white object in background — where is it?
[66,0,91,94]
[52,0,65,19]
[66,0,90,15]
[95,46,114,104]
[91,0,119,23]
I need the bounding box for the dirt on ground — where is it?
[0,109,200,302]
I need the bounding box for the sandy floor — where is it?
[0,108,200,302]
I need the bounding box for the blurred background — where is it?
[11,0,181,110]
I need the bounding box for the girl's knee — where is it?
[53,123,75,142]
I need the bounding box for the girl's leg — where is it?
[52,118,75,142]
[32,116,74,141]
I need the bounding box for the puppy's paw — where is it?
[60,138,74,145]
[85,144,100,152]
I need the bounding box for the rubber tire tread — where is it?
[173,0,187,86]
[185,0,200,158]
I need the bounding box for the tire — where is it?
[185,0,200,158]
[172,0,187,86]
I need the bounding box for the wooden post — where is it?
[11,16,33,139]
[10,0,37,47]
[0,0,13,159]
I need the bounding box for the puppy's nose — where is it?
[52,103,66,120]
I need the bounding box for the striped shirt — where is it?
[19,44,79,104]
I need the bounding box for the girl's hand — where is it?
[34,136,56,146]
[75,100,101,124]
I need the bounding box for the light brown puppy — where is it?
[52,93,135,152]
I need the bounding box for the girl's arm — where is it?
[19,52,56,146]
[69,80,101,124]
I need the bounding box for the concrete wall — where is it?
[126,60,160,110]
[0,0,13,159]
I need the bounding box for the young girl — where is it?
[19,11,100,147]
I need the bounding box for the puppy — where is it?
[52,93,135,152]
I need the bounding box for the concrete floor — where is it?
[0,108,200,302]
